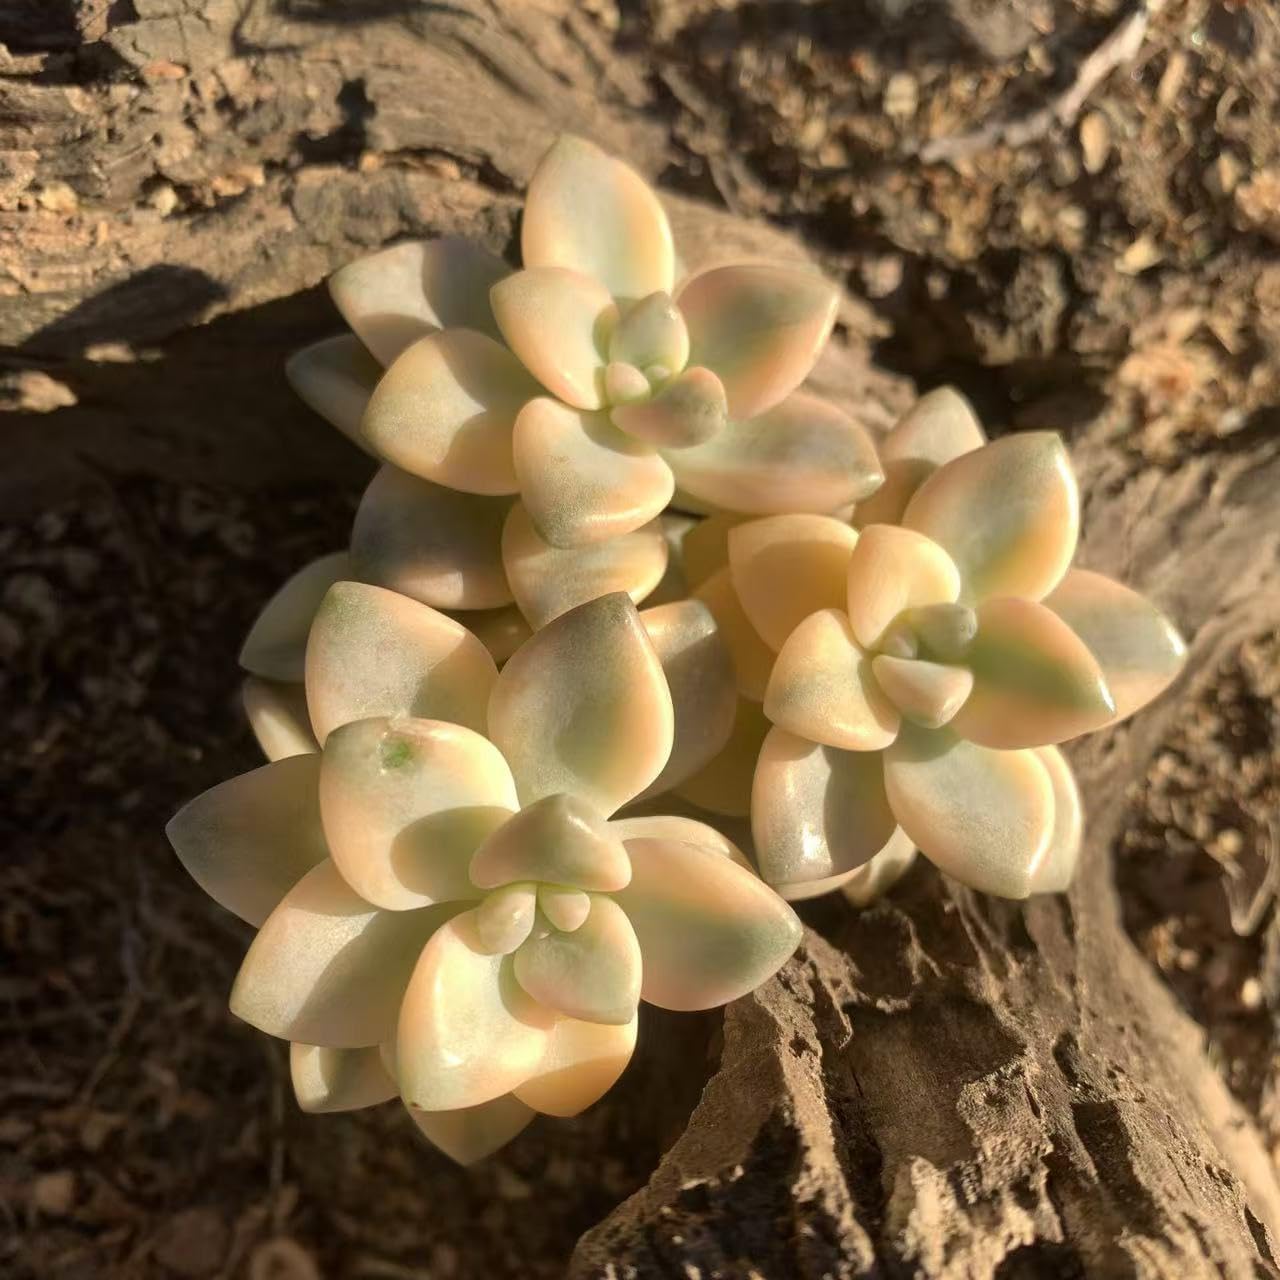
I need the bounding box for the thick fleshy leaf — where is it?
[491,268,617,410]
[608,815,752,870]
[285,335,381,452]
[502,503,668,630]
[513,896,641,1025]
[1029,745,1083,894]
[290,1044,397,1114]
[167,755,327,928]
[677,266,838,419]
[728,515,859,651]
[469,793,631,892]
[538,885,591,933]
[613,838,801,1010]
[854,387,985,527]
[305,582,498,743]
[320,717,518,910]
[883,723,1055,899]
[521,135,675,302]
[637,600,737,798]
[842,828,918,907]
[609,291,689,372]
[693,567,774,701]
[360,330,538,496]
[679,513,742,588]
[908,601,979,662]
[1044,569,1186,723]
[488,593,675,813]
[397,910,553,1111]
[513,1014,637,1117]
[674,696,770,818]
[869,656,973,730]
[612,366,726,448]
[328,237,509,365]
[904,433,1079,603]
[512,397,674,547]
[242,677,317,761]
[447,604,532,666]
[474,883,538,955]
[231,860,457,1046]
[409,1094,536,1165]
[241,552,349,683]
[951,597,1115,749]
[751,726,897,892]
[845,524,961,652]
[764,610,900,751]
[605,361,652,405]
[350,466,512,610]
[669,392,883,516]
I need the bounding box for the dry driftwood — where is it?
[4,3,1280,1275]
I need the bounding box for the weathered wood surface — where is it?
[4,3,1280,1275]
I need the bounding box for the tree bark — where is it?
[5,2,1279,1275]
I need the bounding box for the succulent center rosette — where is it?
[169,591,800,1163]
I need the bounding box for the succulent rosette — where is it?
[285,135,881,636]
[169,591,800,1163]
[683,389,1187,901]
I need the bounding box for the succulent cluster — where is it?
[169,136,1185,1164]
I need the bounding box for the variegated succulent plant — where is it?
[169,592,800,1163]
[679,389,1187,901]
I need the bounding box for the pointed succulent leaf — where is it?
[854,387,985,526]
[512,1014,638,1118]
[845,524,961,652]
[490,268,617,410]
[869,656,973,729]
[668,392,883,516]
[290,1043,398,1114]
[320,717,518,910]
[751,726,898,893]
[488,593,675,814]
[409,1094,536,1165]
[360,329,540,496]
[474,883,539,955]
[538,885,592,933]
[447,604,532,667]
[605,361,651,405]
[521,135,675,302]
[328,237,509,365]
[1028,745,1083,894]
[501,503,668,630]
[1044,568,1186,723]
[240,552,349,683]
[676,265,838,419]
[231,860,458,1046]
[764,610,900,751]
[728,514,859,651]
[513,895,642,1025]
[167,755,327,928]
[608,815,752,870]
[469,793,631,892]
[512,397,674,547]
[883,723,1055,899]
[680,513,743,588]
[693,567,775,701]
[242,677,318,761]
[305,582,497,743]
[397,910,553,1112]
[612,366,726,448]
[351,466,514,611]
[612,837,801,1010]
[904,433,1079,603]
[674,696,771,819]
[609,291,689,372]
[636,600,737,798]
[842,828,919,907]
[285,335,382,452]
[950,597,1115,749]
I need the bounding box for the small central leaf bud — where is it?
[907,602,979,661]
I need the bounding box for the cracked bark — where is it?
[4,2,1279,1275]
